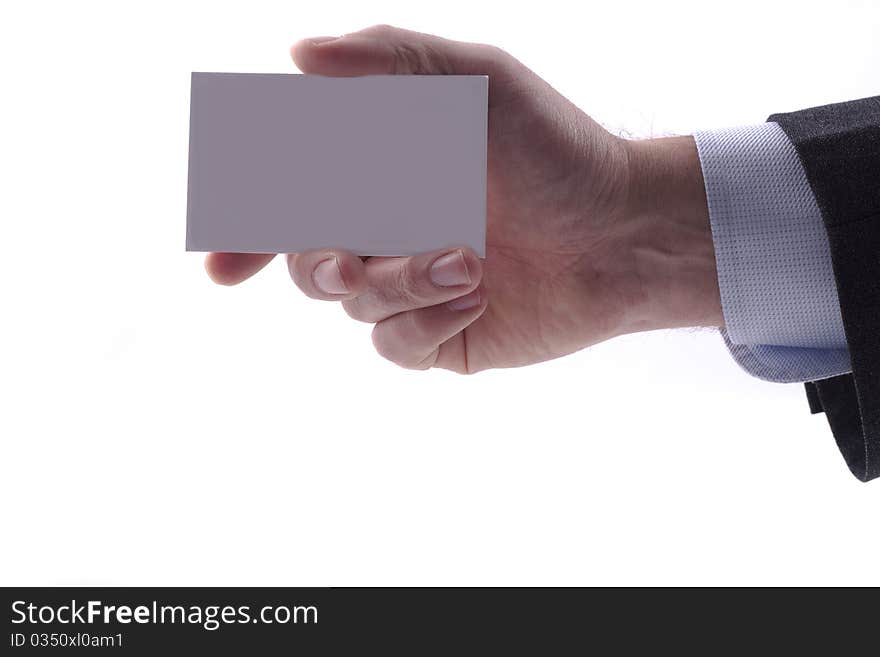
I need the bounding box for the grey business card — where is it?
[186,73,488,256]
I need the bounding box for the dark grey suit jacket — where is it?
[769,96,880,481]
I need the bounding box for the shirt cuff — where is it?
[693,122,851,383]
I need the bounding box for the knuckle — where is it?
[341,297,373,323]
[389,259,423,305]
[393,40,456,76]
[479,43,507,60]
[366,23,397,36]
[371,316,431,369]
[474,43,519,79]
[391,41,431,75]
[469,43,508,69]
[371,324,401,364]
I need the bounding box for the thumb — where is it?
[291,24,525,105]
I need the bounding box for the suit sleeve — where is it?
[769,96,880,481]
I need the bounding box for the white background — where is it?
[1,0,879,586]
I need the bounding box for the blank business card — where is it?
[186,73,488,256]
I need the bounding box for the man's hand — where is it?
[206,25,723,373]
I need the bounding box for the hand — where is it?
[206,25,723,373]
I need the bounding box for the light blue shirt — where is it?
[693,122,851,383]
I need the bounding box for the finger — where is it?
[290,24,527,107]
[205,253,275,286]
[287,249,368,300]
[341,247,482,323]
[371,286,488,370]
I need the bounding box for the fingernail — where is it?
[308,36,341,46]
[313,257,348,294]
[430,250,471,287]
[447,290,481,311]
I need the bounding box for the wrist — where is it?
[617,135,723,332]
